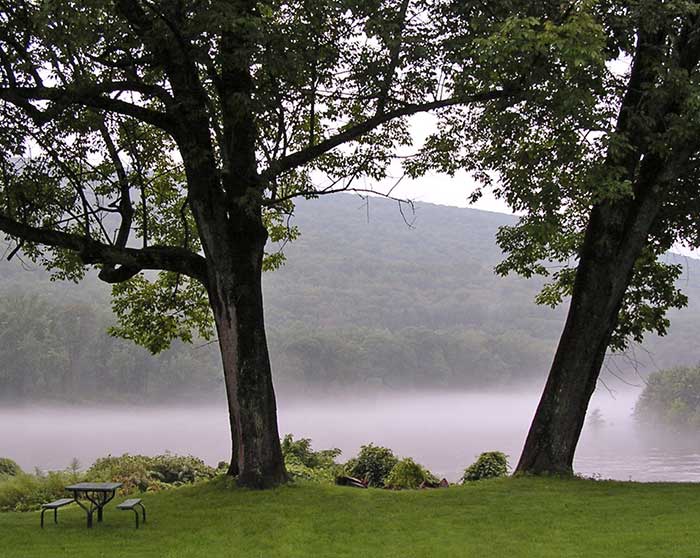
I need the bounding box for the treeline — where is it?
[0,294,222,403]
[0,293,555,402]
[2,196,700,402]
[272,326,554,390]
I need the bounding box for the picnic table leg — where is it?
[54,508,58,524]
[86,511,93,528]
[97,506,103,522]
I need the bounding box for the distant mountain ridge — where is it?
[1,194,699,401]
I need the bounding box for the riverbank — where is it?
[2,477,696,557]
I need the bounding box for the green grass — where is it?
[2,477,699,558]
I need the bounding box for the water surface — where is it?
[3,390,698,482]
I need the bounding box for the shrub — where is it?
[86,453,215,493]
[461,451,509,482]
[281,434,341,470]
[0,453,217,511]
[344,444,398,487]
[0,471,73,512]
[384,458,437,489]
[148,454,216,484]
[0,458,22,477]
[281,434,342,483]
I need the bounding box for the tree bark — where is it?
[205,220,287,488]
[515,162,667,474]
[514,16,700,475]
[516,201,659,474]
[165,28,288,486]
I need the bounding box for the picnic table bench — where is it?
[40,498,74,528]
[117,498,147,528]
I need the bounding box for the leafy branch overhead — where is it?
[0,0,521,353]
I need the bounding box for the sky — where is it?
[349,112,511,214]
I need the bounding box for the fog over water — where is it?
[4,387,700,482]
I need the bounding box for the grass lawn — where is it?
[2,477,698,558]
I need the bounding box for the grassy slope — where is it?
[2,478,697,558]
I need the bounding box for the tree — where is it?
[635,365,700,430]
[415,0,700,475]
[514,1,700,475]
[0,0,522,487]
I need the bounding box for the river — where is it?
[3,390,699,482]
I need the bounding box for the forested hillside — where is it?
[2,195,700,402]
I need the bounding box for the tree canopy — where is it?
[431,0,700,475]
[0,0,535,351]
[0,0,556,486]
[5,0,696,483]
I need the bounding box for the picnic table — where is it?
[64,482,123,528]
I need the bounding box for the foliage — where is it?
[635,365,700,430]
[0,458,21,478]
[344,444,398,487]
[0,0,476,354]
[0,453,216,511]
[410,0,700,350]
[281,434,342,483]
[462,452,509,482]
[86,453,216,494]
[109,274,215,355]
[384,458,437,490]
[0,470,74,512]
[281,434,341,470]
[0,289,222,403]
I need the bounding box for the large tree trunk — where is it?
[513,17,700,474]
[205,220,288,488]
[516,192,662,475]
[172,45,288,486]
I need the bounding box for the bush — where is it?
[384,458,437,489]
[281,435,342,483]
[281,434,341,470]
[86,453,216,493]
[344,444,398,487]
[461,451,509,482]
[0,453,217,511]
[0,458,22,478]
[0,471,73,512]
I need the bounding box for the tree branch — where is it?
[0,213,208,285]
[0,84,175,132]
[261,88,516,179]
[98,119,134,248]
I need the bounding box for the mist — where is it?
[3,197,700,483]
[5,386,700,483]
